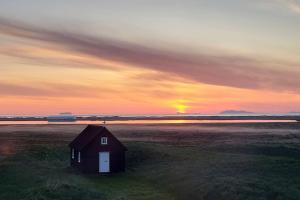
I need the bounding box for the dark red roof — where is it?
[69,125,127,150]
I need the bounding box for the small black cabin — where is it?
[69,125,127,173]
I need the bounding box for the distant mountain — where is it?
[219,110,254,115]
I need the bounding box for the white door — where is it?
[99,152,110,173]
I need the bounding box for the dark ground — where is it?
[0,122,299,200]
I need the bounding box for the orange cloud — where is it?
[1,18,300,115]
[1,18,300,93]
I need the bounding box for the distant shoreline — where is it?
[1,115,300,122]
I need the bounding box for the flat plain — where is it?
[0,122,299,200]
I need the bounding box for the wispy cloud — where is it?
[279,0,300,13]
[1,18,300,93]
[0,82,115,97]
[0,47,119,71]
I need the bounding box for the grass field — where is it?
[0,123,300,200]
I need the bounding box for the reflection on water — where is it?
[0,119,297,125]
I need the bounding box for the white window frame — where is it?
[72,148,75,159]
[78,151,81,163]
[101,137,108,145]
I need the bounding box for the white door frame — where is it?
[99,152,110,173]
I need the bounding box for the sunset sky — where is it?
[1,0,300,115]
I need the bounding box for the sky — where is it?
[1,0,300,115]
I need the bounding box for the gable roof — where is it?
[69,125,127,151]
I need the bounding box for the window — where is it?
[78,152,81,163]
[71,149,75,159]
[101,137,108,145]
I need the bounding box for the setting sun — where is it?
[175,104,187,113]
[173,101,189,114]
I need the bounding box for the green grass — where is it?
[0,142,299,200]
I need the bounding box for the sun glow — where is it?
[175,104,188,113]
[171,100,189,113]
